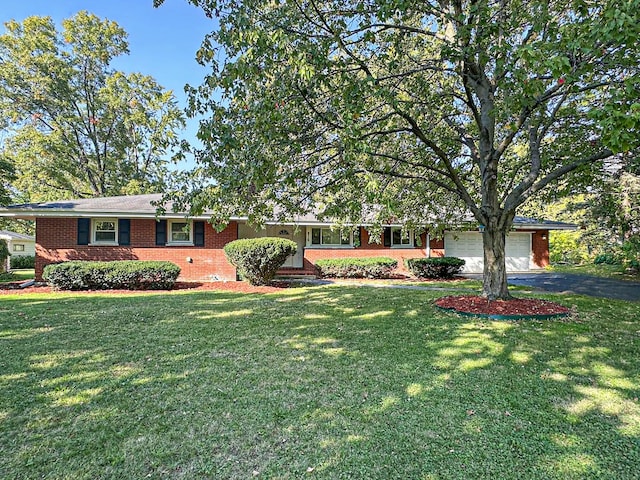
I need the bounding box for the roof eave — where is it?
[512,223,577,230]
[0,210,212,220]
[0,209,577,230]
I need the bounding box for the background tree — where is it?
[0,11,185,201]
[591,155,640,244]
[160,0,640,299]
[0,151,29,234]
[0,238,8,273]
[540,153,640,268]
[0,154,15,206]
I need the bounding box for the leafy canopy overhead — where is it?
[163,0,640,233]
[0,156,15,206]
[0,11,185,200]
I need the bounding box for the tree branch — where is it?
[519,149,614,205]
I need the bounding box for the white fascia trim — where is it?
[447,225,575,232]
[244,220,408,228]
[0,210,576,230]
[514,224,577,230]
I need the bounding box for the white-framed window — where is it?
[168,220,193,245]
[92,219,117,244]
[13,244,25,252]
[309,227,352,247]
[391,227,413,247]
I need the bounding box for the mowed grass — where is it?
[0,269,35,283]
[1,286,639,479]
[548,263,640,282]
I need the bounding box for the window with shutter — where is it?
[92,219,117,244]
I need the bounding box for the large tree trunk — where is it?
[481,218,513,301]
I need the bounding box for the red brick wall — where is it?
[34,218,551,281]
[35,218,238,281]
[429,237,445,257]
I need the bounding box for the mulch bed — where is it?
[0,281,292,295]
[435,295,570,319]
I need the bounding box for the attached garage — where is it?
[444,232,532,273]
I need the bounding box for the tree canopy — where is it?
[0,155,15,206]
[542,153,640,267]
[0,11,185,201]
[162,0,640,299]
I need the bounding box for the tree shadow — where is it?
[0,288,638,478]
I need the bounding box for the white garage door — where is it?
[444,232,531,273]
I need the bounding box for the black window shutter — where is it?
[383,227,391,247]
[118,219,131,246]
[156,219,167,246]
[77,218,90,245]
[194,221,205,246]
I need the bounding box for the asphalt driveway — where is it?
[504,272,640,302]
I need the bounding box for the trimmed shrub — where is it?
[595,237,640,271]
[594,252,621,265]
[315,257,398,279]
[42,260,181,290]
[405,257,465,278]
[223,237,297,285]
[10,255,35,269]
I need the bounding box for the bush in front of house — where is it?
[223,237,297,285]
[594,252,621,265]
[42,260,181,290]
[593,237,640,272]
[315,257,398,279]
[405,257,465,278]
[10,255,35,269]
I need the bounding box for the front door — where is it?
[266,226,304,268]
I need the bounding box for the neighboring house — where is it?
[0,230,35,271]
[0,194,574,281]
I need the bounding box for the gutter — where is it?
[0,210,577,230]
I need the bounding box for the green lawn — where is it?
[324,277,531,292]
[1,286,639,479]
[0,269,35,283]
[404,277,532,292]
[547,263,640,282]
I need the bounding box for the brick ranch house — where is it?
[0,194,574,282]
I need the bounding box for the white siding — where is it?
[9,239,35,257]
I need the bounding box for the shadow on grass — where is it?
[0,287,638,479]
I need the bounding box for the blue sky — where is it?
[0,0,218,165]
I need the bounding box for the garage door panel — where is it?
[444,233,483,273]
[505,233,531,271]
[455,257,484,273]
[444,232,531,273]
